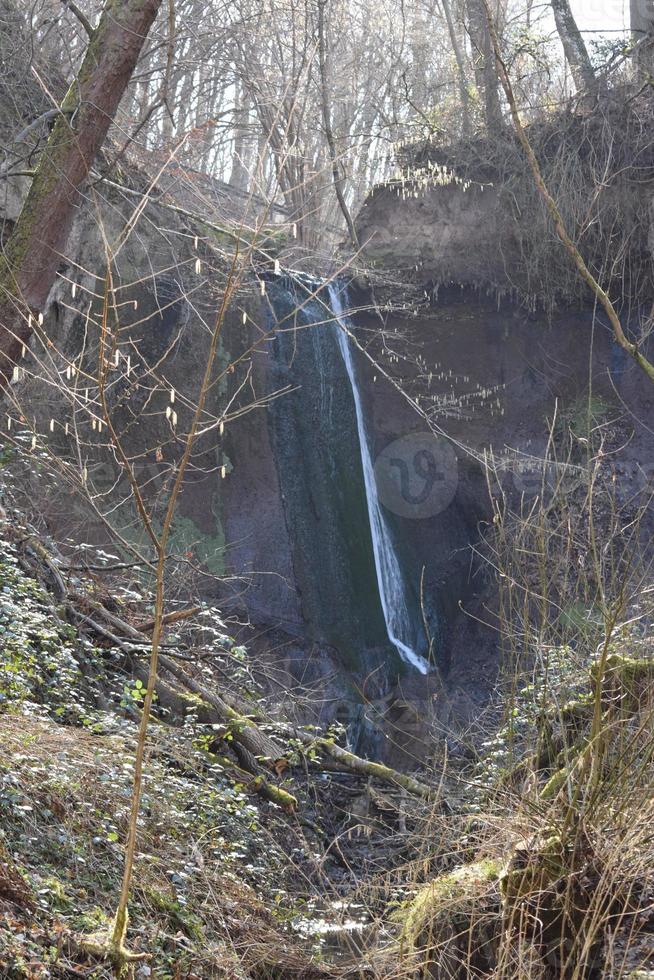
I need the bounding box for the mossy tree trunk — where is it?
[467,0,502,132]
[550,0,595,92]
[0,0,162,385]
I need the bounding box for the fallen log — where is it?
[158,654,284,764]
[158,655,436,801]
[19,536,437,808]
[292,731,435,801]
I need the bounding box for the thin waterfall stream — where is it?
[327,283,431,675]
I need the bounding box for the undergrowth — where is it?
[3,395,654,979]
[0,517,351,978]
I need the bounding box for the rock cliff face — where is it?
[356,180,511,292]
[3,116,654,756]
[348,175,654,720]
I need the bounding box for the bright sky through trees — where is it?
[571,0,628,33]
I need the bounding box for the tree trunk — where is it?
[467,0,502,131]
[440,0,472,136]
[0,0,163,386]
[317,0,359,248]
[550,0,595,91]
[631,0,654,76]
[229,79,252,192]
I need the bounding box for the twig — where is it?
[61,0,95,39]
[10,109,70,145]
[137,606,201,632]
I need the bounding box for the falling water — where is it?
[327,283,431,675]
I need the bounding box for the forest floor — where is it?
[0,480,443,979]
[4,454,654,979]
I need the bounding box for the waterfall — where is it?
[327,283,431,675]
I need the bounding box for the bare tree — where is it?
[317,0,359,247]
[467,0,503,130]
[0,0,163,386]
[440,0,472,135]
[550,0,595,91]
[483,0,654,385]
[631,0,654,74]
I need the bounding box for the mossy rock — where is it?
[559,698,593,743]
[592,653,654,713]
[547,700,593,775]
[541,764,564,801]
[500,834,569,902]
[501,831,603,977]
[533,698,591,793]
[397,860,502,978]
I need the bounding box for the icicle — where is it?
[292,223,297,239]
[114,350,119,367]
[195,258,202,275]
[72,282,77,299]
[11,366,19,383]
[37,312,43,326]
[82,465,88,484]
[6,417,10,430]
[170,389,175,404]
[126,356,131,375]
[274,259,280,275]
[66,366,71,381]
[49,419,55,432]
[65,422,69,436]
[98,419,103,433]
[166,405,171,419]
[242,311,247,325]
[194,235,198,249]
[219,420,224,435]
[92,418,97,431]
[21,345,26,359]
[31,435,36,450]
[259,280,266,296]
[171,410,177,428]
[221,464,226,479]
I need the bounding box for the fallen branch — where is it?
[158,653,285,764]
[18,535,67,599]
[158,655,436,801]
[292,731,436,801]
[213,754,297,811]
[21,535,436,807]
[137,606,201,632]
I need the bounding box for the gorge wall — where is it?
[222,173,654,750]
[3,129,654,759]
